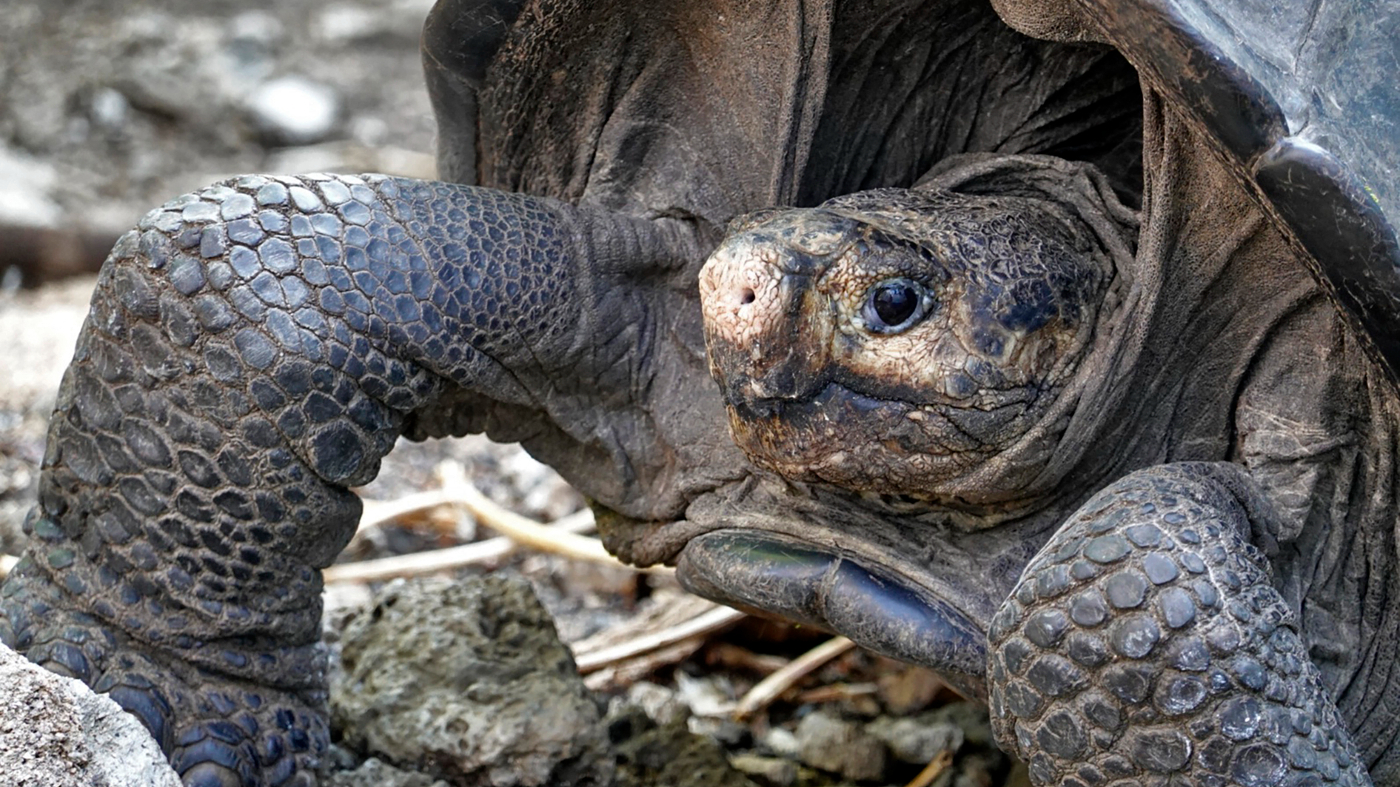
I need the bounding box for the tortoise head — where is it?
[700,186,1111,508]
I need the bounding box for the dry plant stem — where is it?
[450,481,618,564]
[581,637,709,692]
[0,554,15,580]
[904,749,955,787]
[705,642,791,674]
[793,682,879,705]
[573,604,747,674]
[351,488,469,547]
[733,636,857,719]
[428,459,628,566]
[323,508,596,584]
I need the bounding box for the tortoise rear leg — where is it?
[988,463,1373,786]
[0,174,672,785]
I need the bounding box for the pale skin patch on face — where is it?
[699,243,789,352]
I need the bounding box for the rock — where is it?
[865,713,964,764]
[876,664,946,715]
[793,710,889,782]
[0,146,61,227]
[610,717,760,787]
[622,680,688,727]
[331,575,613,787]
[245,76,342,146]
[0,641,179,787]
[929,701,996,748]
[327,757,451,787]
[758,727,800,760]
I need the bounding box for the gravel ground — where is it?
[0,1,1022,784]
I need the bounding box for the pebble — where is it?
[327,757,450,787]
[877,664,947,715]
[625,680,689,727]
[760,727,800,759]
[865,713,965,763]
[674,671,736,718]
[89,88,131,131]
[246,76,342,146]
[794,710,889,782]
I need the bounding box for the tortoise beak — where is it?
[700,234,831,411]
[676,528,988,700]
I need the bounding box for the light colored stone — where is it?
[865,713,964,764]
[326,757,450,787]
[0,641,179,787]
[625,680,688,727]
[794,710,889,782]
[246,76,342,146]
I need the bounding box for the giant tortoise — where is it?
[3,0,1398,785]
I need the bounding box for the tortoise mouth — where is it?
[617,492,1002,697]
[674,528,988,698]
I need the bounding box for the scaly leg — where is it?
[1,174,697,785]
[988,463,1372,786]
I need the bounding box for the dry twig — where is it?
[582,637,709,692]
[351,488,470,546]
[573,604,745,674]
[324,509,595,584]
[329,460,661,583]
[793,681,879,705]
[434,461,620,565]
[704,642,791,674]
[904,749,955,787]
[733,635,857,719]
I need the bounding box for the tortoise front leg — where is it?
[988,463,1372,786]
[0,174,694,786]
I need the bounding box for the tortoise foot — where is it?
[2,555,327,787]
[988,463,1373,787]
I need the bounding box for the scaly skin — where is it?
[0,173,689,786]
[988,464,1371,786]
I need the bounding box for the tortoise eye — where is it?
[861,278,932,334]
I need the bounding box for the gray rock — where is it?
[865,713,964,764]
[331,575,614,787]
[0,146,61,227]
[610,717,760,787]
[246,76,341,146]
[758,727,800,759]
[623,680,688,727]
[327,757,451,787]
[793,710,889,782]
[0,641,179,787]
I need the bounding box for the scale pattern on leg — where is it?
[988,463,1372,787]
[0,173,594,786]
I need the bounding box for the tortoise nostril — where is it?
[740,287,755,305]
